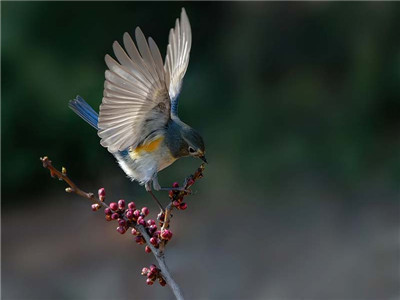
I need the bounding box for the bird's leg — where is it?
[145,180,164,211]
[152,174,191,193]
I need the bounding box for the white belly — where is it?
[115,142,176,185]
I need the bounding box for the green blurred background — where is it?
[2,2,399,299]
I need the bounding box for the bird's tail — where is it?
[68,95,99,130]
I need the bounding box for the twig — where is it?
[40,156,186,300]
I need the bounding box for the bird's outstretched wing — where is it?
[98,27,170,153]
[164,8,192,116]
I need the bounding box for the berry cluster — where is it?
[141,264,166,286]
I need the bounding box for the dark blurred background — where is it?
[2,2,399,299]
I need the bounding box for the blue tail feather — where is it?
[69,95,99,130]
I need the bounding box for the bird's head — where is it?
[181,127,207,163]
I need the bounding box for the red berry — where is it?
[146,278,154,285]
[98,188,106,198]
[111,213,119,220]
[116,226,126,234]
[118,199,125,209]
[104,207,112,215]
[172,182,179,188]
[131,228,139,235]
[128,202,136,210]
[145,246,151,253]
[179,203,187,210]
[141,207,149,216]
[91,204,100,211]
[109,202,118,211]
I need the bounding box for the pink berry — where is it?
[146,278,154,285]
[98,187,106,198]
[109,202,118,211]
[141,207,149,216]
[118,199,125,210]
[172,182,179,188]
[128,202,136,210]
[131,228,139,235]
[145,246,151,253]
[179,203,187,210]
[104,207,112,215]
[116,226,126,234]
[91,204,100,211]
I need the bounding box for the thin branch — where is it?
[40,156,204,300]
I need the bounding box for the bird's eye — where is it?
[188,147,195,153]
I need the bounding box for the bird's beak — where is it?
[199,155,208,164]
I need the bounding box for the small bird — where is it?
[69,8,206,208]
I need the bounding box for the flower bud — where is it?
[146,278,154,285]
[105,214,112,221]
[172,182,179,188]
[91,204,100,211]
[131,228,139,236]
[161,229,172,240]
[109,202,118,211]
[150,237,158,246]
[187,178,195,186]
[168,190,174,198]
[149,264,157,273]
[111,213,119,220]
[157,211,165,220]
[126,209,134,219]
[116,226,126,234]
[172,200,180,207]
[159,277,167,286]
[147,219,156,226]
[104,207,112,215]
[141,267,149,275]
[128,202,136,210]
[118,219,126,227]
[135,236,145,245]
[137,217,146,226]
[145,246,151,253]
[133,209,141,219]
[179,203,187,210]
[118,199,125,210]
[98,188,106,198]
[141,207,149,216]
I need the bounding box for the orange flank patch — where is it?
[134,136,164,154]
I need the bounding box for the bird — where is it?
[68,8,206,209]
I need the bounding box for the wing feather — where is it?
[98,29,170,153]
[164,8,192,116]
